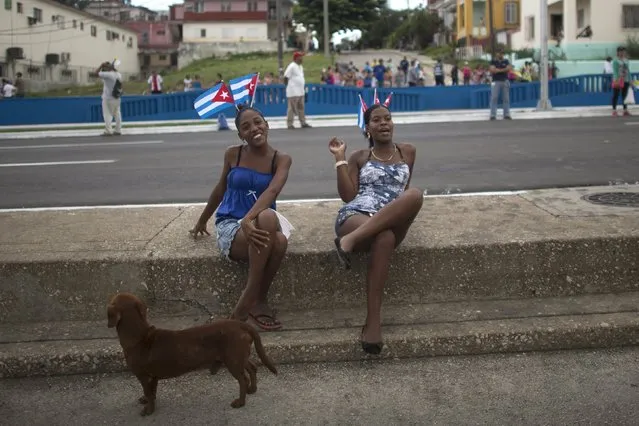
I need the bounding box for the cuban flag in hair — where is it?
[373,88,380,105]
[357,94,367,131]
[229,73,259,105]
[383,92,393,107]
[193,82,236,119]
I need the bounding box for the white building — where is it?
[84,0,163,23]
[0,0,140,90]
[429,0,457,47]
[511,0,639,60]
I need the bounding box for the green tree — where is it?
[361,9,407,49]
[388,9,443,50]
[293,0,387,47]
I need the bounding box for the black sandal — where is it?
[360,326,383,355]
[334,237,351,269]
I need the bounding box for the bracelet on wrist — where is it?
[334,160,348,169]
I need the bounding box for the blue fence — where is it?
[1,73,637,126]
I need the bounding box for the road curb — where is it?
[1,312,637,378]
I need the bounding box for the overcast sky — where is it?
[134,0,426,12]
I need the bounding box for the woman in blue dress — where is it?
[328,103,424,354]
[190,104,293,331]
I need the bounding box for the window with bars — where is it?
[623,5,639,28]
[504,1,518,25]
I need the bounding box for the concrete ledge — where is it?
[1,292,638,378]
[1,186,638,323]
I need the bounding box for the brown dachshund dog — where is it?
[107,293,277,415]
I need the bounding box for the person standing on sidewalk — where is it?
[612,46,632,117]
[97,61,123,136]
[433,59,445,86]
[489,49,512,120]
[284,51,311,129]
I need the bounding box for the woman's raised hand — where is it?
[328,137,346,158]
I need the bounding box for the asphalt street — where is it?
[0,117,638,208]
[1,348,638,425]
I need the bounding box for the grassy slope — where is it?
[34,52,335,97]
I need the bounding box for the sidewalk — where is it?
[1,185,638,378]
[0,106,624,139]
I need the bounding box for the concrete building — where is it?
[127,20,180,76]
[428,0,457,46]
[170,0,292,68]
[1,0,139,91]
[510,0,639,60]
[84,0,161,23]
[456,0,521,47]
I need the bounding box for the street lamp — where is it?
[323,0,330,57]
[537,0,552,110]
[277,0,283,78]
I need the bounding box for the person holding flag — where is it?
[190,103,293,331]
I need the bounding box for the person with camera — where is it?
[97,60,123,136]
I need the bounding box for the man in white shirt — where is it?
[1,79,16,98]
[284,51,311,129]
[148,70,163,94]
[97,61,123,136]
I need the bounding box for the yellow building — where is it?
[456,0,520,45]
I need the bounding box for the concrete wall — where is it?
[177,40,277,68]
[182,22,268,42]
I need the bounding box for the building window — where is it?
[222,1,231,12]
[80,22,84,30]
[622,5,639,29]
[526,16,535,40]
[33,7,42,22]
[195,1,204,12]
[4,0,11,11]
[106,31,112,40]
[72,19,77,28]
[91,25,97,37]
[142,32,149,44]
[200,28,206,37]
[159,54,167,61]
[247,0,258,11]
[504,1,518,25]
[17,2,22,13]
[127,36,133,47]
[157,29,166,35]
[577,9,585,28]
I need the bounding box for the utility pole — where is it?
[323,0,330,57]
[487,0,496,56]
[276,0,283,78]
[537,0,552,110]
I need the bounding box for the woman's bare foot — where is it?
[248,303,282,331]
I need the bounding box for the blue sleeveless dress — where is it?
[215,146,277,258]
[334,145,410,234]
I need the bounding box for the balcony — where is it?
[183,11,268,22]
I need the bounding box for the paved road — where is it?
[0,117,638,208]
[1,348,638,424]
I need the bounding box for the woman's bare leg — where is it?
[336,191,424,349]
[251,232,288,328]
[229,209,280,320]
[339,188,423,252]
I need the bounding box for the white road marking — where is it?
[0,140,164,150]
[624,122,639,125]
[0,160,117,168]
[0,191,528,213]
